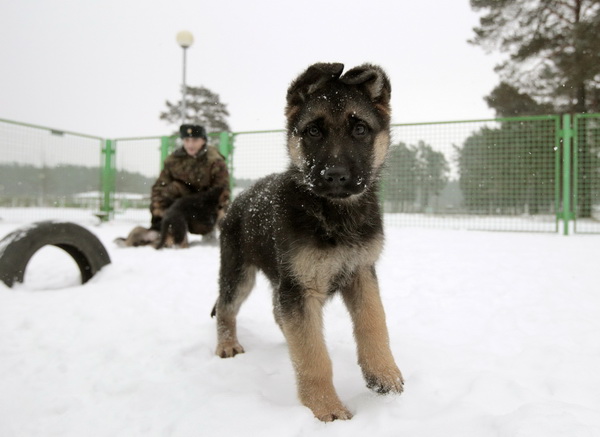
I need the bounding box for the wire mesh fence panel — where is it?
[574,114,600,233]
[383,117,560,232]
[111,133,234,221]
[230,130,287,195]
[0,119,104,224]
[111,137,168,223]
[2,114,597,233]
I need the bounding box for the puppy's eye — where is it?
[308,126,321,138]
[353,123,367,136]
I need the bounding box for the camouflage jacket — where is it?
[150,145,230,218]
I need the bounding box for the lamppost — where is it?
[176,30,194,124]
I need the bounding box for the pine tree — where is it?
[470,0,600,114]
[485,82,555,117]
[159,86,231,133]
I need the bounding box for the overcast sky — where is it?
[0,0,501,139]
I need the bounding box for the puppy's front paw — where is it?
[364,367,404,394]
[312,403,353,422]
[215,341,245,358]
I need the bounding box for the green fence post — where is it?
[561,114,573,235]
[554,116,562,233]
[160,136,171,171]
[218,131,232,161]
[218,132,235,191]
[100,139,116,221]
[572,114,580,234]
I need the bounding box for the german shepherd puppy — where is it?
[155,186,226,249]
[211,63,403,421]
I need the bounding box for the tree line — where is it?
[457,121,558,214]
[382,133,557,215]
[384,116,599,215]
[383,141,450,213]
[0,163,154,201]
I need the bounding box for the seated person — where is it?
[116,124,230,247]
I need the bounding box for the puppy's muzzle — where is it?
[323,166,350,186]
[313,165,364,199]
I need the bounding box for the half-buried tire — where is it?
[0,221,111,288]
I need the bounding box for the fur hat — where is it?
[180,124,207,139]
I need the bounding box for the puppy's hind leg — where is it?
[213,257,257,358]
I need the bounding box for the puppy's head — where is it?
[285,63,391,200]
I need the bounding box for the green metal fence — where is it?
[101,132,233,224]
[385,116,562,232]
[225,116,572,233]
[101,136,170,224]
[1,115,599,234]
[573,113,600,233]
[0,118,104,223]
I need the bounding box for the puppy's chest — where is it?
[289,235,383,296]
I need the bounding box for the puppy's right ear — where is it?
[286,63,344,117]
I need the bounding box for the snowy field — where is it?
[1,215,599,437]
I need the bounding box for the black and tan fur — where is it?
[155,186,227,249]
[115,187,228,249]
[211,63,403,421]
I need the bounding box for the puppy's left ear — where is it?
[341,64,391,106]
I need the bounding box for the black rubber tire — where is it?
[0,221,111,288]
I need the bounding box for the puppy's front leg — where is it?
[342,266,404,395]
[279,290,352,422]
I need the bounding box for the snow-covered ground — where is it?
[1,217,599,437]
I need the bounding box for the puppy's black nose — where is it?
[322,166,350,186]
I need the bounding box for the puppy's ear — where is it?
[340,64,391,107]
[286,63,344,115]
